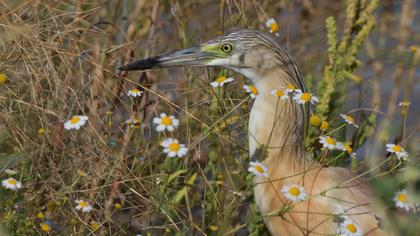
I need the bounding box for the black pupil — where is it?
[223,45,230,51]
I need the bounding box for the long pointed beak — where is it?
[119,46,213,71]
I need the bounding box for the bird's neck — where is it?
[247,70,315,173]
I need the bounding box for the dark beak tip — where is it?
[118,65,129,71]
[118,57,162,71]
[118,62,144,71]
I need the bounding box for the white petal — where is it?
[161,139,171,147]
[82,205,92,212]
[210,82,219,87]
[172,119,179,126]
[156,125,165,132]
[153,117,161,124]
[64,122,72,130]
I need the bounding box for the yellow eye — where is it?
[221,43,233,53]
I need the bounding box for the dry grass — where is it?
[0,1,418,235]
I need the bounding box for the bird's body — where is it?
[120,30,389,235]
[247,57,386,235]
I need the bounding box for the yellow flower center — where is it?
[345,144,353,154]
[209,225,218,231]
[320,121,329,130]
[161,117,172,125]
[345,115,354,123]
[216,76,227,83]
[70,116,81,124]
[392,145,402,153]
[275,90,285,97]
[37,127,46,135]
[130,89,140,93]
[7,179,17,185]
[90,222,100,231]
[169,143,180,152]
[288,187,301,196]
[346,223,357,233]
[325,137,336,145]
[270,23,279,32]
[79,201,89,208]
[397,193,407,203]
[37,212,45,219]
[255,165,264,174]
[40,223,50,232]
[0,73,7,85]
[300,93,311,102]
[78,170,87,177]
[286,84,296,90]
[250,85,258,95]
[309,115,321,127]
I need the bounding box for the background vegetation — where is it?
[0,0,418,235]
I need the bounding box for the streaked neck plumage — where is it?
[235,62,316,173]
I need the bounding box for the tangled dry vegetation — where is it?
[0,0,418,235]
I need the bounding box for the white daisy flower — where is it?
[248,161,268,177]
[386,143,408,161]
[125,117,141,128]
[293,90,319,105]
[75,199,93,212]
[393,190,412,212]
[243,85,259,99]
[270,89,289,100]
[4,169,17,175]
[64,115,88,130]
[210,76,234,88]
[342,143,356,158]
[319,136,344,150]
[265,18,280,36]
[156,177,162,185]
[127,89,143,97]
[2,177,22,190]
[398,101,410,107]
[285,84,297,93]
[337,218,362,236]
[161,138,188,158]
[281,184,307,203]
[340,114,359,128]
[152,113,179,132]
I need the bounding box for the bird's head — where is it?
[119,30,286,80]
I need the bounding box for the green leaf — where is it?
[167,170,187,184]
[171,187,188,204]
[186,172,197,186]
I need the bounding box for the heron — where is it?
[119,30,388,236]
